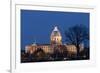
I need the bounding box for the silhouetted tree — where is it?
[60,45,68,58]
[34,48,46,61]
[65,25,89,57]
[53,46,61,60]
[52,45,68,60]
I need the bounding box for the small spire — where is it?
[32,38,37,46]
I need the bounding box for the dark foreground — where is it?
[21,48,89,63]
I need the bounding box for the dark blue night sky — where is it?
[21,10,89,50]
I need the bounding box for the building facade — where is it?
[25,26,84,56]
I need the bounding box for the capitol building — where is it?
[25,26,84,57]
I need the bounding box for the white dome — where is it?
[50,26,62,45]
